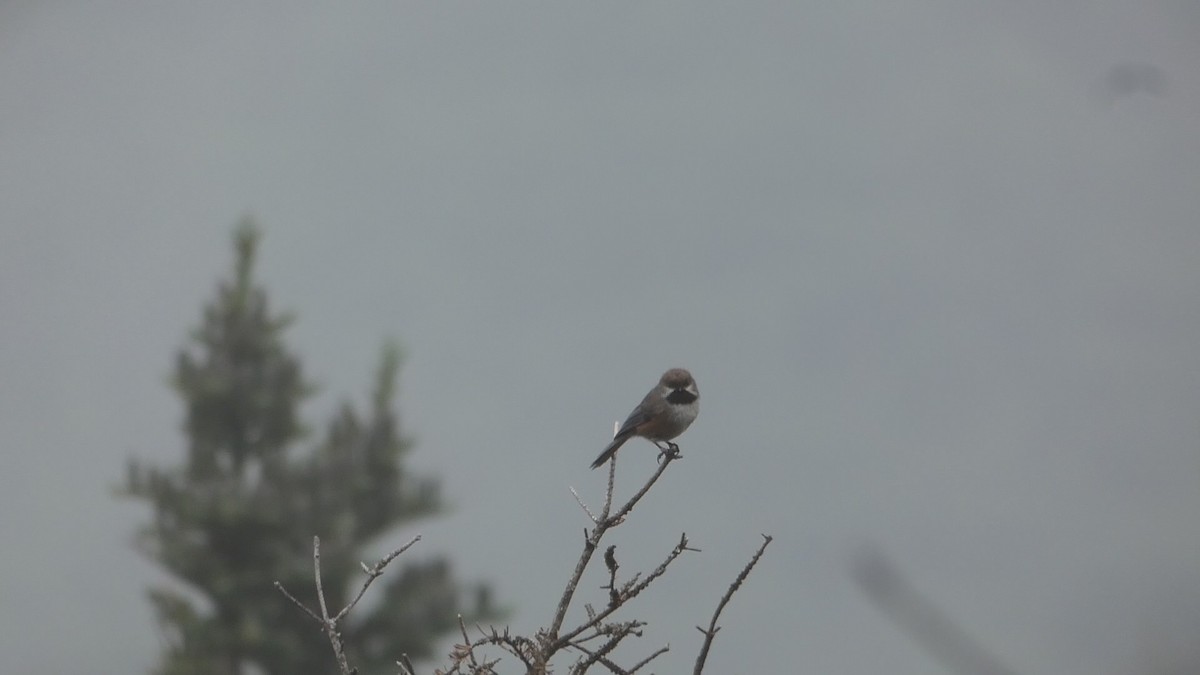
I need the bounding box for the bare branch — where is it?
[305,536,354,675]
[603,454,618,516]
[568,618,649,674]
[554,532,695,651]
[334,535,422,622]
[280,439,773,675]
[273,580,322,624]
[692,534,773,675]
[313,536,332,621]
[277,534,421,675]
[605,450,677,527]
[457,614,480,671]
[548,451,680,643]
[571,486,599,523]
[628,644,670,673]
[570,639,621,674]
[466,626,536,673]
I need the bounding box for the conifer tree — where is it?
[123,220,492,675]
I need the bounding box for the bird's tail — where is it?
[590,434,630,469]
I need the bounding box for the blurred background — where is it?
[2,2,1199,673]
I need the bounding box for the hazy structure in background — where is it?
[852,549,1024,675]
[1102,62,1168,99]
[121,221,494,675]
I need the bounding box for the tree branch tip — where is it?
[571,485,599,523]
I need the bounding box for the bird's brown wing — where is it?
[612,407,652,440]
[591,404,654,469]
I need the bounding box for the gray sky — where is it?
[2,2,1199,673]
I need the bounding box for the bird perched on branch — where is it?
[590,368,699,469]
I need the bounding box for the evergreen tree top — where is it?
[123,221,494,675]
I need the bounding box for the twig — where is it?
[335,535,421,622]
[311,536,353,675]
[314,536,332,621]
[692,534,773,675]
[604,454,618,516]
[568,618,649,674]
[273,580,322,624]
[571,486,599,523]
[570,638,623,674]
[275,534,421,675]
[458,614,480,670]
[472,626,536,672]
[629,644,670,673]
[554,532,696,651]
[604,451,676,526]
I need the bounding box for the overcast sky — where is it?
[2,2,1199,674]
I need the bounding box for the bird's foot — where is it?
[655,441,682,463]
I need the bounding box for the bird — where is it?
[590,368,699,469]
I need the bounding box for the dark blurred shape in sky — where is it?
[1101,62,1168,100]
[853,548,1025,675]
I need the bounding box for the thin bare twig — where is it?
[273,580,322,623]
[275,534,421,675]
[458,614,481,671]
[554,532,696,651]
[334,535,421,622]
[314,536,331,620]
[311,536,354,675]
[603,454,618,516]
[604,450,677,526]
[568,618,649,674]
[472,626,537,673]
[628,644,670,673]
[570,486,599,523]
[570,639,622,674]
[692,534,773,675]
